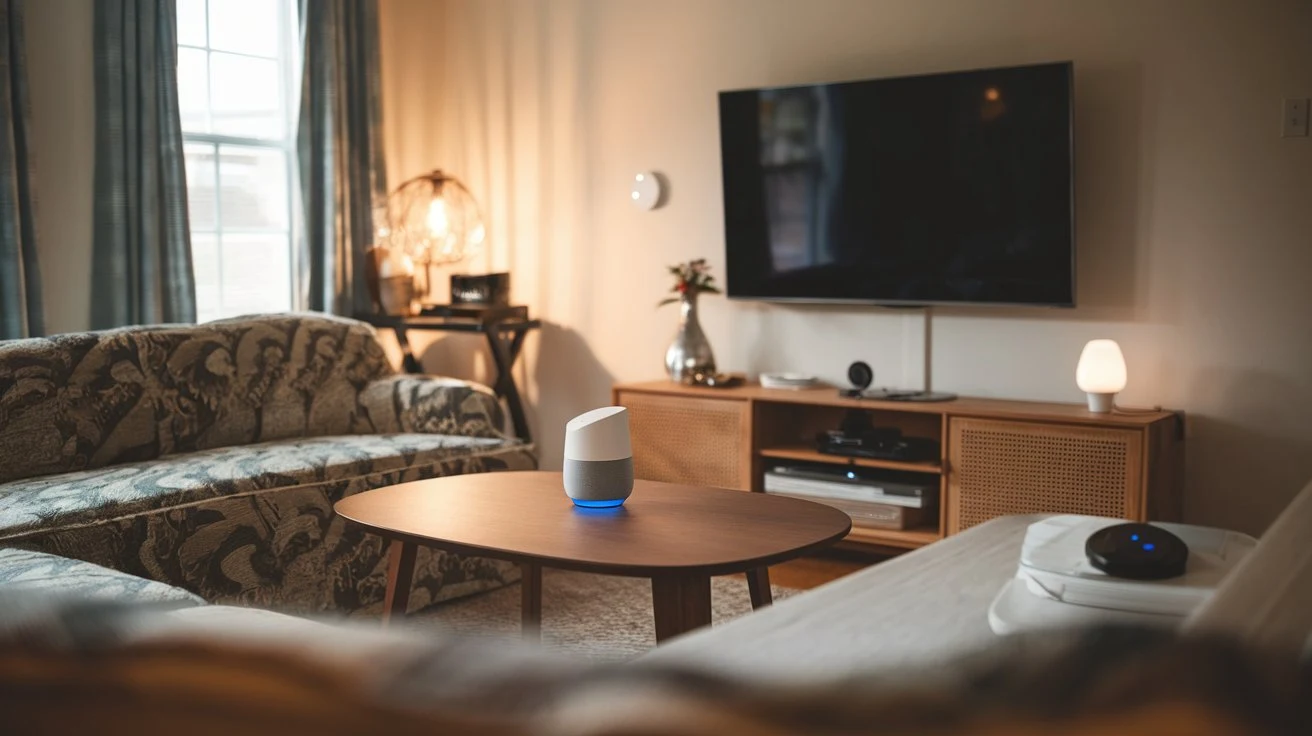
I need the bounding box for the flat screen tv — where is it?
[719,61,1074,307]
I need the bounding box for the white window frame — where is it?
[179,0,301,322]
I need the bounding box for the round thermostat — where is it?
[630,171,662,210]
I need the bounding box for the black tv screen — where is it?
[719,61,1074,306]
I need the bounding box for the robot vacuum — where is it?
[988,515,1257,635]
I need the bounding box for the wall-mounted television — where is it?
[719,61,1074,307]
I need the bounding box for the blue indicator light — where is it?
[1131,534,1139,542]
[572,498,626,509]
[846,471,857,479]
[1143,543,1155,551]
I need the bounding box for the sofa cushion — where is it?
[1,436,536,612]
[0,433,513,541]
[0,548,204,607]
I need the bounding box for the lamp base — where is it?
[1086,392,1115,413]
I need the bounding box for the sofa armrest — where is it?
[1183,478,1312,651]
[359,375,508,440]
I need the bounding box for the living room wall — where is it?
[380,0,1312,536]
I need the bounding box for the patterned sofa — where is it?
[0,313,537,614]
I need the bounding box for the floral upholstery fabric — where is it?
[0,314,538,613]
[0,434,514,537]
[0,313,504,484]
[0,548,204,607]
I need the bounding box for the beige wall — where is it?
[381,0,1312,535]
[26,0,96,334]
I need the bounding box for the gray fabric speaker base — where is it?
[563,457,633,503]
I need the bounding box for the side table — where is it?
[358,308,540,442]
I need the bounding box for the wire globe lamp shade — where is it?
[381,170,486,268]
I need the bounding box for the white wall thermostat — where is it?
[630,171,662,210]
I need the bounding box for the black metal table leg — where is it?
[393,325,422,373]
[508,327,529,364]
[485,329,532,443]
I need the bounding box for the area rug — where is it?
[407,569,800,661]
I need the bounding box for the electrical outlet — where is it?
[1283,98,1309,138]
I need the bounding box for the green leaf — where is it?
[657,297,680,308]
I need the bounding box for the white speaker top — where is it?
[564,406,632,462]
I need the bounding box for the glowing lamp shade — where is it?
[375,169,486,300]
[1076,339,1127,413]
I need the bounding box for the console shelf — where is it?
[613,380,1183,553]
[758,446,943,475]
[844,525,941,550]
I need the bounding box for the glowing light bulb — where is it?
[426,196,449,238]
[469,222,486,246]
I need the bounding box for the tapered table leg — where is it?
[521,562,542,642]
[382,540,417,628]
[746,567,773,609]
[651,573,713,643]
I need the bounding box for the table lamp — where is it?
[1076,339,1127,413]
[377,169,486,302]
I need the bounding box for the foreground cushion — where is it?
[0,593,1306,735]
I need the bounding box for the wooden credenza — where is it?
[613,381,1184,552]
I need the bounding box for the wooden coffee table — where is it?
[334,470,851,642]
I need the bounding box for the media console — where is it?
[612,381,1184,553]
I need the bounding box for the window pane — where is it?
[220,234,292,316]
[192,233,222,324]
[184,143,217,230]
[217,145,288,230]
[208,0,281,57]
[177,0,207,47]
[178,47,209,133]
[210,53,282,138]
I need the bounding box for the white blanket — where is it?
[642,515,1040,681]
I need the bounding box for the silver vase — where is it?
[665,291,716,382]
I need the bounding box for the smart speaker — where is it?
[563,406,634,508]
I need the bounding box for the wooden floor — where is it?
[739,550,879,590]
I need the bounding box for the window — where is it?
[178,0,299,323]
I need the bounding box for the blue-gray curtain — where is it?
[0,0,42,339]
[90,0,195,328]
[298,0,387,316]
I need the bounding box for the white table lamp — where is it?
[1076,339,1127,413]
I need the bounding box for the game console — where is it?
[816,429,940,462]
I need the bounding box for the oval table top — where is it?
[334,471,852,577]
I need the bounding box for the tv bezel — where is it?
[719,60,1076,309]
